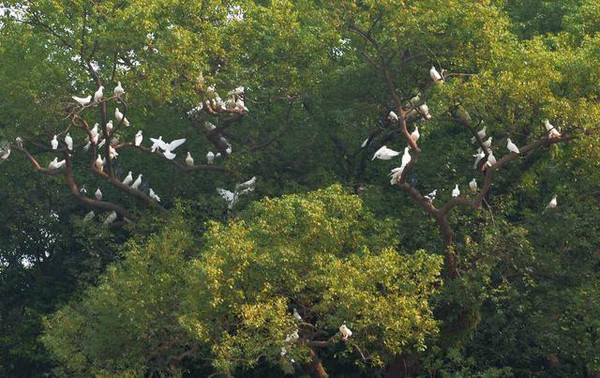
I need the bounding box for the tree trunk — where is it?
[302,348,329,378]
[385,353,420,378]
[436,214,459,279]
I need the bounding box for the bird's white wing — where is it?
[217,188,235,202]
[167,138,186,151]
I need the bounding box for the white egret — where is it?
[372,145,400,161]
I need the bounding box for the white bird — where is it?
[149,188,161,202]
[72,95,92,106]
[150,136,164,152]
[135,130,143,146]
[469,178,477,192]
[408,94,421,106]
[185,152,194,166]
[83,140,91,151]
[93,85,104,103]
[131,174,143,190]
[507,138,520,154]
[339,324,353,340]
[389,166,404,185]
[372,145,400,161]
[471,126,486,144]
[452,184,460,198]
[0,147,10,161]
[215,152,222,158]
[486,152,497,167]
[361,138,369,148]
[122,171,133,186]
[48,157,66,170]
[106,120,114,134]
[234,86,244,95]
[115,108,130,126]
[109,145,118,159]
[293,309,302,322]
[418,103,432,120]
[91,123,99,140]
[430,66,443,82]
[97,138,106,149]
[51,135,58,150]
[15,137,23,149]
[206,151,215,164]
[226,146,232,155]
[473,149,485,169]
[163,149,176,160]
[483,137,493,148]
[113,81,125,98]
[285,330,299,343]
[544,119,554,132]
[103,211,117,226]
[424,189,437,202]
[236,176,257,193]
[95,154,104,171]
[64,133,73,150]
[543,195,557,213]
[217,188,237,209]
[401,146,411,168]
[410,126,420,143]
[95,188,103,200]
[549,128,561,138]
[388,111,398,121]
[150,137,186,152]
[83,211,95,223]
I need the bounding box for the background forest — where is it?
[0,1,599,377]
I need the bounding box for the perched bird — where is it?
[430,66,443,82]
[388,110,398,121]
[372,145,400,161]
[185,152,194,166]
[285,331,299,343]
[424,189,437,202]
[64,133,73,150]
[544,119,554,132]
[483,137,493,148]
[408,94,421,106]
[401,146,411,168]
[103,211,117,226]
[486,152,497,167]
[95,154,104,171]
[339,323,353,341]
[79,186,87,196]
[545,120,561,138]
[15,137,23,149]
[473,149,485,169]
[507,138,520,154]
[109,145,118,159]
[410,126,420,143]
[217,188,237,209]
[469,178,477,192]
[418,103,432,120]
[135,130,143,146]
[206,151,215,164]
[97,138,106,149]
[0,147,10,161]
[131,174,143,190]
[293,309,302,322]
[51,135,58,150]
[452,184,460,198]
[72,95,91,106]
[215,152,222,158]
[91,123,99,140]
[48,157,66,170]
[113,81,125,98]
[115,108,130,126]
[83,140,91,151]
[95,188,103,200]
[543,195,558,213]
[93,85,104,103]
[106,120,114,134]
[149,188,161,202]
[471,126,486,144]
[122,171,133,186]
[389,166,404,185]
[234,86,244,95]
[83,211,95,223]
[226,146,232,155]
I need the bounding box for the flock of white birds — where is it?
[369,66,559,211]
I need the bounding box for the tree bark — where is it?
[302,348,329,378]
[385,353,420,378]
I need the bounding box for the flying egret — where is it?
[424,189,437,202]
[372,145,400,161]
[430,66,442,82]
[150,137,186,152]
[95,188,102,200]
[48,157,66,170]
[185,152,194,166]
[452,184,460,198]
[72,95,91,106]
[410,126,420,143]
[217,188,237,209]
[469,178,477,192]
[113,81,125,98]
[135,130,143,146]
[115,108,130,126]
[103,211,117,226]
[206,151,215,164]
[418,103,432,119]
[401,146,411,167]
[339,323,353,340]
[388,111,398,121]
[150,136,164,152]
[95,154,104,171]
[236,176,257,193]
[507,138,520,154]
[51,135,58,150]
[471,126,486,144]
[149,188,161,202]
[122,171,133,186]
[131,174,143,190]
[93,85,104,103]
[543,195,557,214]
